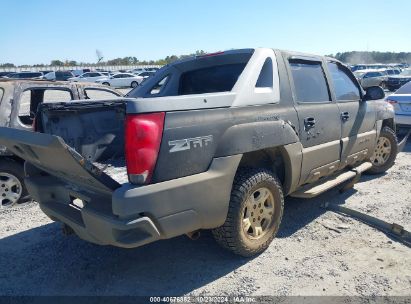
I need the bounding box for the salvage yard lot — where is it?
[0,137,410,296]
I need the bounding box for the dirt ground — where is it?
[0,140,410,297]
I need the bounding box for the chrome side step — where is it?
[290,162,372,199]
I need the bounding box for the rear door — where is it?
[286,57,342,185]
[326,62,377,168]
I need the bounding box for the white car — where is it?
[136,71,156,79]
[386,81,411,129]
[68,72,109,83]
[95,73,144,88]
[131,68,148,74]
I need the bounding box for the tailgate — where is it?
[0,127,121,193]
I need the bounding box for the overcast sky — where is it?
[1,0,410,65]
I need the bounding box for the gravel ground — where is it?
[0,141,410,297]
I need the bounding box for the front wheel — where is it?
[212,168,284,257]
[102,82,110,86]
[367,126,398,174]
[131,81,138,88]
[0,160,28,208]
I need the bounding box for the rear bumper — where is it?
[25,155,241,248]
[396,114,411,128]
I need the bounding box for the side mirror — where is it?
[363,86,385,101]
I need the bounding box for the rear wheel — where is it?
[102,82,110,86]
[367,126,398,174]
[131,81,138,88]
[212,168,284,257]
[0,160,28,207]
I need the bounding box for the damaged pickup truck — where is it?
[0,79,122,207]
[0,49,399,256]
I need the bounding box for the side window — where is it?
[18,89,73,126]
[178,63,246,95]
[327,62,360,101]
[113,74,123,78]
[256,58,273,88]
[289,61,330,102]
[0,89,4,104]
[84,88,120,99]
[43,89,72,103]
[150,75,169,95]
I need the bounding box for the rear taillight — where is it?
[386,99,397,105]
[125,112,165,185]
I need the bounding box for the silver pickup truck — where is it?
[0,48,402,257]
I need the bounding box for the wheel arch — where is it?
[236,142,302,195]
[0,154,25,165]
[382,118,395,132]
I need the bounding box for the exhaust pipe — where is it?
[186,230,201,240]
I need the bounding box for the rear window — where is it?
[178,63,246,95]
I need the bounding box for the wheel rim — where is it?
[0,172,22,207]
[370,136,392,166]
[131,82,138,88]
[242,187,274,239]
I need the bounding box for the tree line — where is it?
[327,51,411,64]
[3,51,410,68]
[0,50,207,68]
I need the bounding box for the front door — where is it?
[287,58,342,185]
[326,62,377,168]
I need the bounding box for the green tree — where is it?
[51,60,64,66]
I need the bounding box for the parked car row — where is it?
[351,63,408,72]
[353,68,411,91]
[0,67,161,88]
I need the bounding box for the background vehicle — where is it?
[5,72,43,79]
[354,70,386,89]
[386,81,411,130]
[0,72,14,78]
[68,72,108,82]
[42,71,74,81]
[131,68,148,74]
[0,48,396,257]
[386,69,411,91]
[70,69,91,76]
[137,71,156,79]
[96,73,144,88]
[384,68,401,76]
[0,79,123,207]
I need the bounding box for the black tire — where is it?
[212,168,284,257]
[102,82,110,86]
[367,126,398,175]
[131,81,138,88]
[0,159,29,207]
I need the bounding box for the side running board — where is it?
[290,162,372,199]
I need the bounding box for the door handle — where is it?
[341,112,350,121]
[304,117,316,130]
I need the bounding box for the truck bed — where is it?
[36,100,129,184]
[93,157,128,185]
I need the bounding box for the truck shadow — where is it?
[0,221,248,296]
[277,186,359,238]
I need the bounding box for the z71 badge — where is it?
[168,135,213,153]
